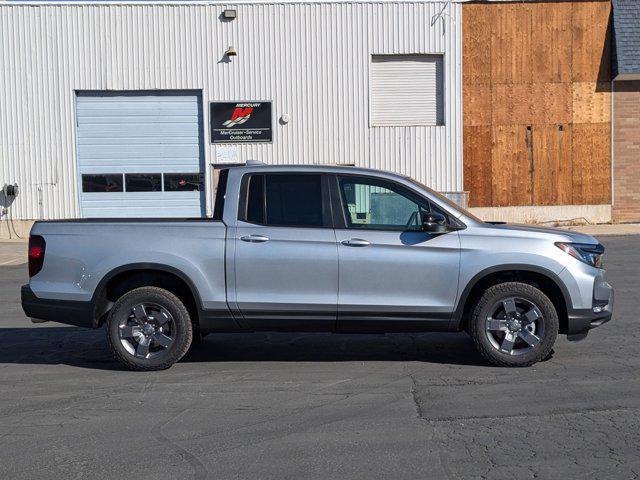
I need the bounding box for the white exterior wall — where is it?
[0,1,462,219]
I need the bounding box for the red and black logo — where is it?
[223,107,254,128]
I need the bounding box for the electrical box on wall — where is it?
[2,184,19,198]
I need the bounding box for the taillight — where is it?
[28,235,46,277]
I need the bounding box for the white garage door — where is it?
[370,54,444,127]
[76,92,205,218]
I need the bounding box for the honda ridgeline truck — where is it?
[22,164,614,370]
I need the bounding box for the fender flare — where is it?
[451,263,573,329]
[89,262,204,327]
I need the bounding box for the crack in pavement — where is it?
[416,406,640,424]
[150,408,209,480]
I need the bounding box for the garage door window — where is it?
[164,173,203,192]
[370,54,444,126]
[125,174,162,192]
[81,174,124,193]
[82,173,202,193]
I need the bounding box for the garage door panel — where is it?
[79,192,204,218]
[77,144,201,158]
[77,98,198,111]
[76,92,204,218]
[78,165,202,175]
[77,96,198,105]
[76,105,198,115]
[78,135,200,146]
[77,115,199,124]
[79,124,199,138]
[77,101,197,110]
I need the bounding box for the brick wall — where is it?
[613,80,640,222]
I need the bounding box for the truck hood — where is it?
[483,222,599,244]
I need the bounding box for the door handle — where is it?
[341,238,371,247]
[240,234,270,243]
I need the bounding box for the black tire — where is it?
[469,282,558,367]
[106,286,193,371]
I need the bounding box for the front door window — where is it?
[337,176,443,231]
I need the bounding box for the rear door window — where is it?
[246,174,265,224]
[243,174,326,227]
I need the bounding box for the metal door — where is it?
[232,173,338,330]
[332,174,461,331]
[76,91,205,218]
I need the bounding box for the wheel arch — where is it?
[90,263,203,328]
[454,264,572,334]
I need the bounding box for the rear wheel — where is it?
[106,287,193,371]
[469,282,558,367]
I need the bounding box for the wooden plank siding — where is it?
[572,123,612,205]
[463,126,493,206]
[462,0,612,207]
[531,2,573,84]
[491,125,533,206]
[532,124,573,205]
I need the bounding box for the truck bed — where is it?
[29,219,229,314]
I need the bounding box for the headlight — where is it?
[555,242,604,268]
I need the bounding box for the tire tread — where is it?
[106,286,193,371]
[469,282,558,367]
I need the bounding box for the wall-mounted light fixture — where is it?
[225,46,237,57]
[222,9,237,20]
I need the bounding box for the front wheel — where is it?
[106,287,193,371]
[469,282,558,367]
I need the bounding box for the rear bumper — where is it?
[21,284,95,328]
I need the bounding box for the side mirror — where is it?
[421,212,449,233]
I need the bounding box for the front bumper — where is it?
[21,284,94,328]
[566,279,614,341]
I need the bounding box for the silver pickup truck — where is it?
[22,164,613,370]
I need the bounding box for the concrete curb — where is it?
[564,223,640,236]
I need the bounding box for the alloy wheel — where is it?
[484,297,544,356]
[118,302,176,359]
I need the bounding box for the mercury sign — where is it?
[210,101,272,143]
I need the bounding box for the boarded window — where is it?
[370,54,444,126]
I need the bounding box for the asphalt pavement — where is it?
[1,236,639,480]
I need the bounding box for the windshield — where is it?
[406,177,483,223]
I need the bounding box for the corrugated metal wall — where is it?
[0,1,462,219]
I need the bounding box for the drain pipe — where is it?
[610,80,615,222]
